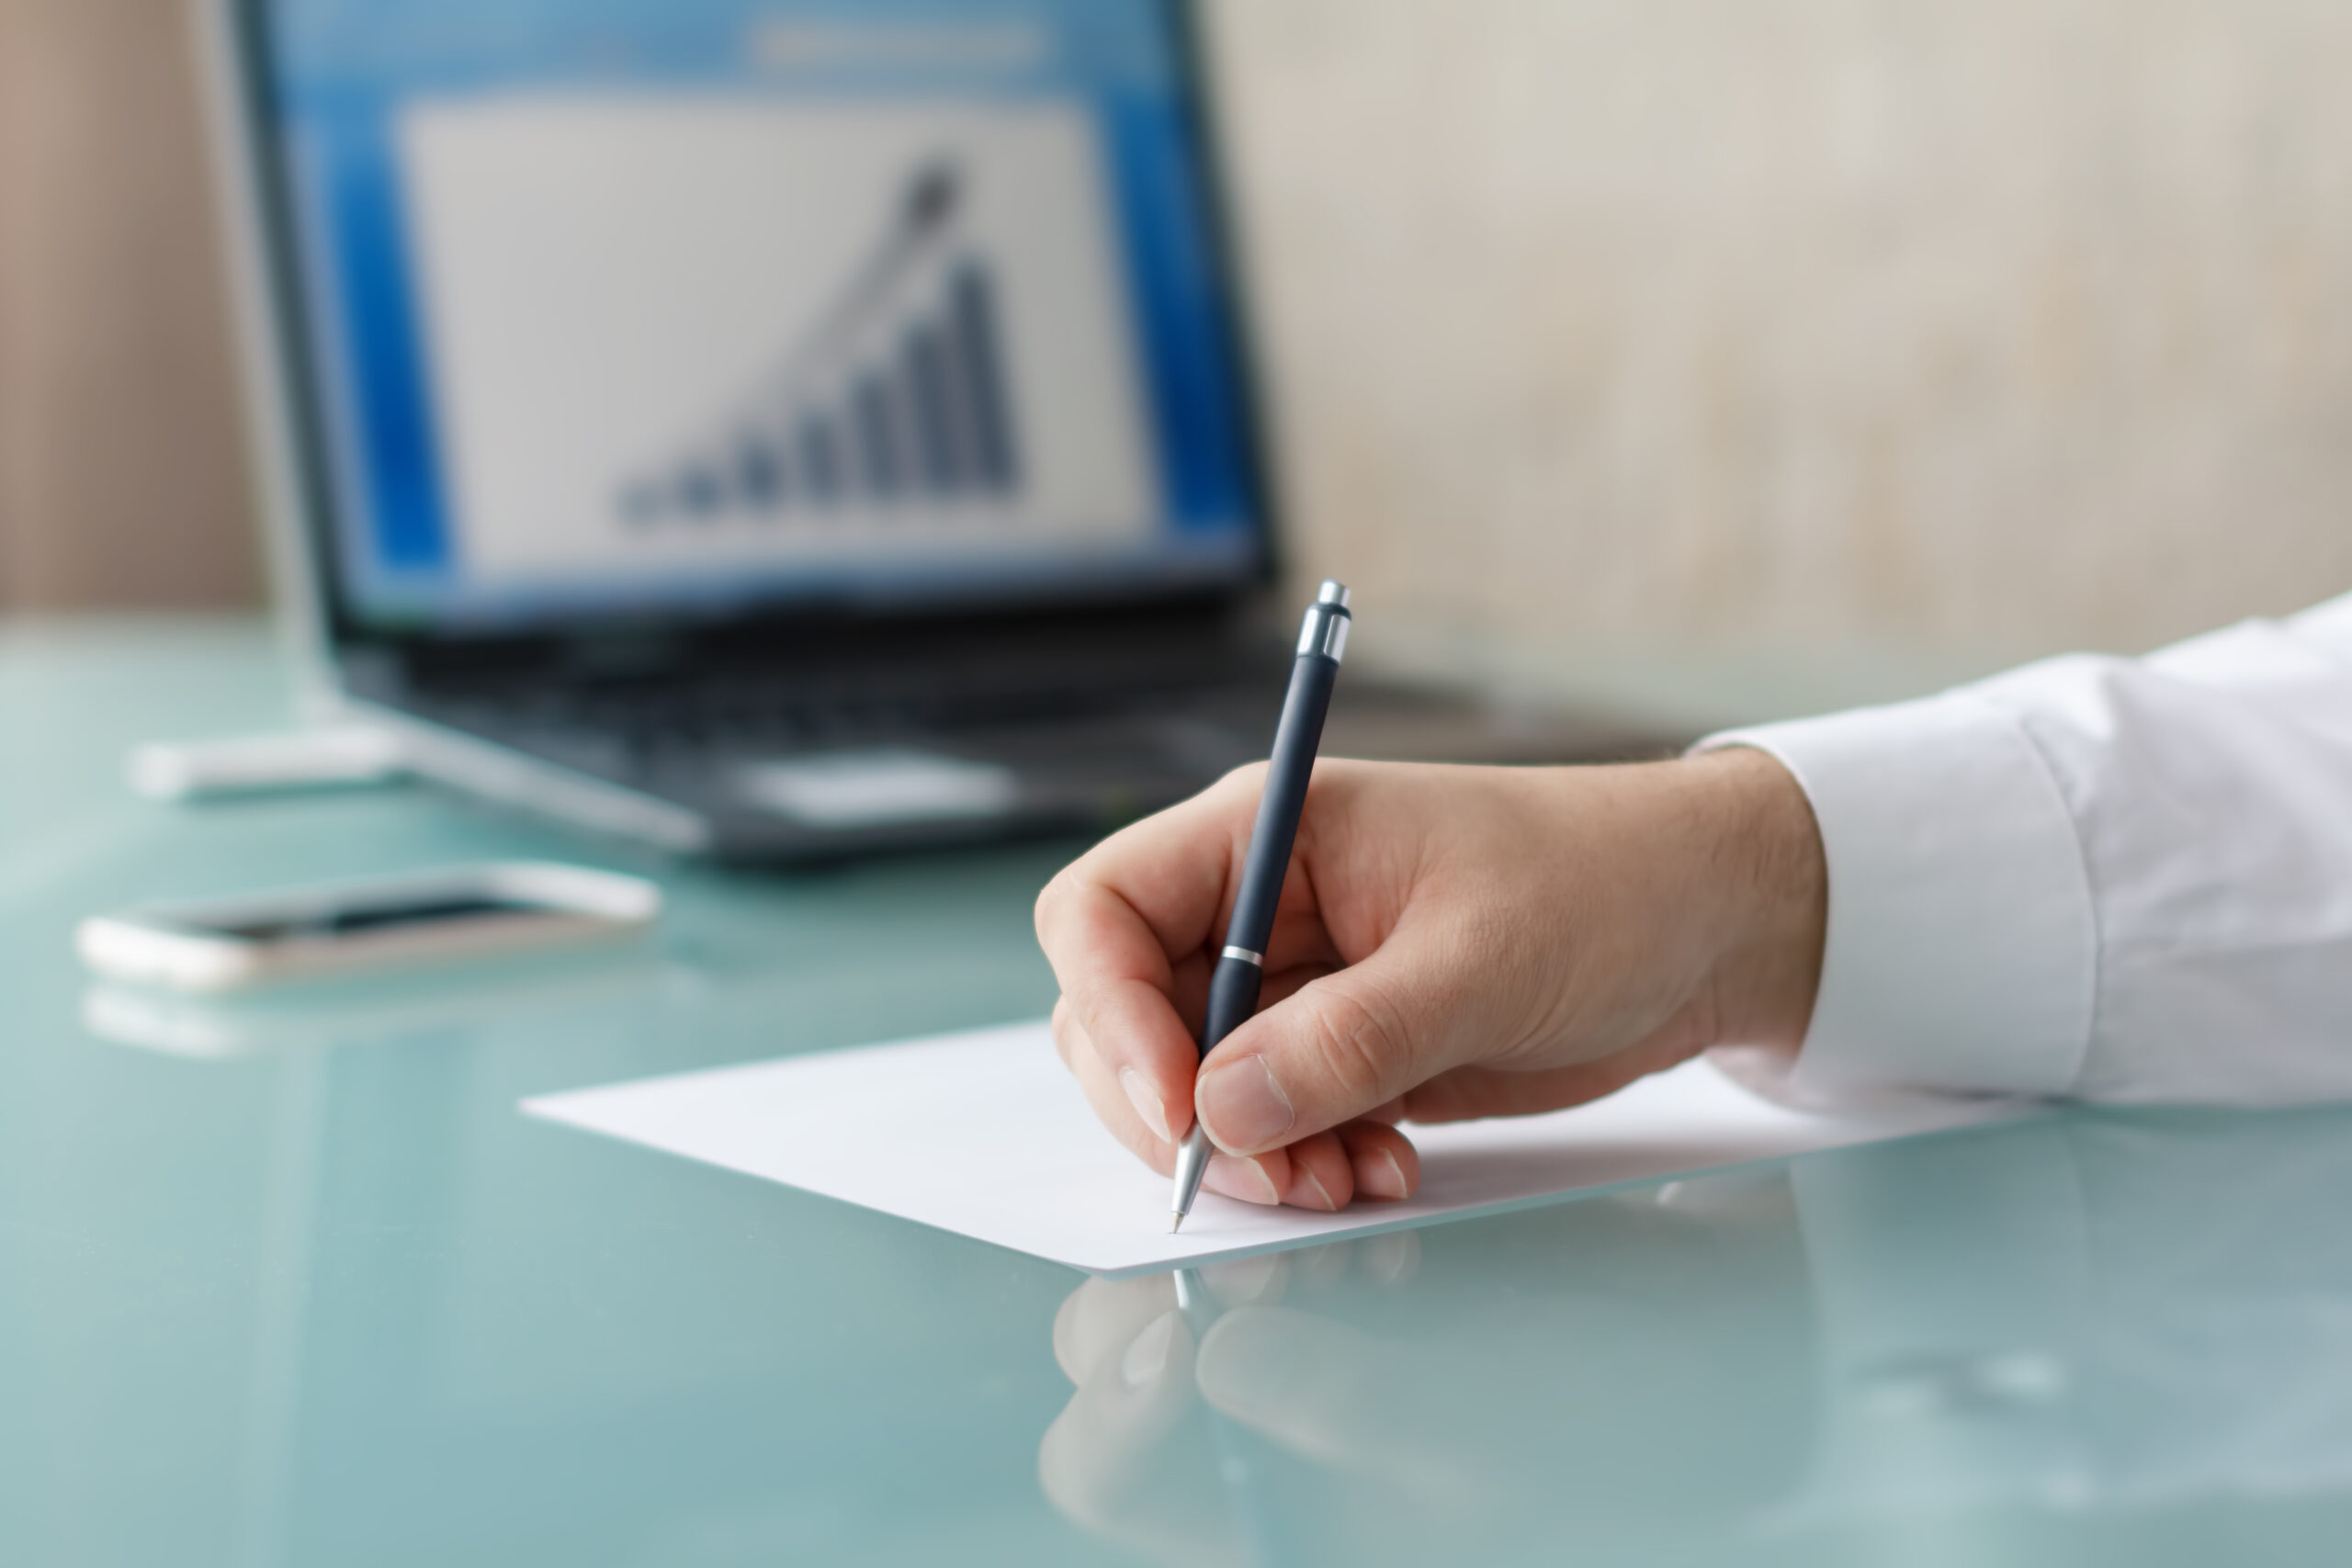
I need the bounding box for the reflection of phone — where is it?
[76,863,662,993]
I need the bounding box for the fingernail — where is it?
[1201,1252,1287,1306]
[1295,1242,1349,1284]
[1118,1067,1172,1143]
[1359,1229,1421,1285]
[1358,1149,1408,1201]
[1297,1166,1339,1212]
[1206,1154,1281,1204]
[1197,1055,1295,1151]
[1121,1311,1179,1389]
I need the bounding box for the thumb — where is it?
[1193,940,1467,1156]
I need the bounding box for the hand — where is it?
[1034,749,1826,1210]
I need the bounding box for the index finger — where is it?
[1036,771,1254,968]
[1035,784,1250,1136]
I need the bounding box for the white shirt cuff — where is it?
[1698,691,2098,1100]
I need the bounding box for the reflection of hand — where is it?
[1035,753,1826,1210]
[1036,1268,1233,1566]
[1039,1238,1434,1567]
[1039,1183,1815,1562]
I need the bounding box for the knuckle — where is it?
[1034,866,1082,943]
[1305,979,1416,1106]
[1214,760,1272,799]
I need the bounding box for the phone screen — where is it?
[187,896,547,944]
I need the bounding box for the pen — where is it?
[1170,579,1352,1232]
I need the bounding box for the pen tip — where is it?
[1170,1213,1185,1234]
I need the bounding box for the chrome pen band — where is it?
[1295,577,1353,661]
[1220,945,1263,967]
[1295,607,1351,661]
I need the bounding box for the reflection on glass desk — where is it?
[9,622,2352,1567]
[1045,1115,2352,1564]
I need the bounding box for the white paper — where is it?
[523,1021,2018,1277]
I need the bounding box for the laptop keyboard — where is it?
[408,653,1279,779]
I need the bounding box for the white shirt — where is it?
[1706,592,2352,1107]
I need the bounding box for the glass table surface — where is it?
[6,620,2351,1567]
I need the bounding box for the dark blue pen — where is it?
[1171,580,1352,1231]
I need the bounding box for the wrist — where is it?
[1692,747,1827,1053]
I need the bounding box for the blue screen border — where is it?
[226,0,1283,654]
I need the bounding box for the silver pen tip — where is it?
[1170,1213,1185,1234]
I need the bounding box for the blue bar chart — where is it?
[620,163,1026,529]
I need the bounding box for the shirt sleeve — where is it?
[1700,592,2352,1107]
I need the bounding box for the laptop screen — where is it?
[245,0,1267,635]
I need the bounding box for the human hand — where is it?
[1035,749,1826,1210]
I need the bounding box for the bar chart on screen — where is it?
[398,97,1158,584]
[616,161,1027,531]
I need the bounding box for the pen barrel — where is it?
[1223,650,1340,952]
[1200,953,1266,1059]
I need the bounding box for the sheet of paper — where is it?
[523,1021,2018,1277]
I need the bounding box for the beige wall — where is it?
[6,1,2351,723]
[1208,0,2352,721]
[0,0,261,612]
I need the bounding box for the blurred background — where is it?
[5,0,2348,728]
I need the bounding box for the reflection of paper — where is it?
[523,1021,2021,1277]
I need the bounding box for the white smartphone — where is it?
[76,863,662,993]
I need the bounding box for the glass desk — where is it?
[6,620,2350,1566]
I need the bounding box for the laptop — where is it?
[203,0,1670,862]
